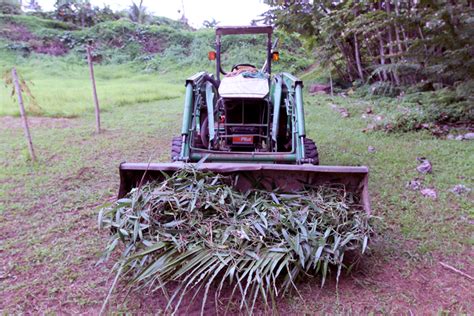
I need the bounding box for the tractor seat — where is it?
[218,72,269,98]
[226,65,258,76]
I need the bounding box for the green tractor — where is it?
[118,26,370,214]
[171,26,318,165]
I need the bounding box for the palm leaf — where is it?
[98,167,374,314]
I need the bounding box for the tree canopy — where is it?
[265,0,474,95]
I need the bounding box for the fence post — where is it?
[86,44,101,133]
[12,68,36,162]
[329,72,334,97]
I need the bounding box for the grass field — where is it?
[0,52,185,117]
[0,62,473,313]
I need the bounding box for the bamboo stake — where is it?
[87,44,101,134]
[12,68,36,162]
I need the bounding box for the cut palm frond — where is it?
[99,167,373,314]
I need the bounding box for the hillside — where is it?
[0,14,312,73]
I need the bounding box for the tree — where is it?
[202,18,219,28]
[128,0,149,24]
[0,0,21,14]
[265,0,474,90]
[94,5,120,24]
[54,0,95,28]
[25,0,41,11]
[54,0,118,27]
[177,0,188,26]
[251,9,276,26]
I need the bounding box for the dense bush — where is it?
[359,88,474,132]
[266,1,474,131]
[0,0,20,15]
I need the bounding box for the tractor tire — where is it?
[193,133,205,149]
[304,138,319,165]
[200,116,210,149]
[171,136,182,161]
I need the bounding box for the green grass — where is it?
[0,96,182,313]
[305,95,473,253]
[1,63,473,313]
[0,13,74,31]
[0,53,184,117]
[299,63,329,84]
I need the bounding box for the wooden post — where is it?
[329,71,334,97]
[12,68,36,162]
[86,44,101,133]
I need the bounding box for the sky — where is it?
[36,0,270,28]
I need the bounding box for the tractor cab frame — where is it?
[214,26,274,80]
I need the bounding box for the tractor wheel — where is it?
[200,116,210,148]
[193,133,205,148]
[171,136,182,161]
[304,138,319,165]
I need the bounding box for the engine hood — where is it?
[218,74,269,99]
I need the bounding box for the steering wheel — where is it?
[231,63,257,72]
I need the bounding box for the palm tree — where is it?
[202,18,219,28]
[128,0,149,24]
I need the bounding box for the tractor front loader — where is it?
[118,26,371,213]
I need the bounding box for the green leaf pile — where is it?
[99,168,373,314]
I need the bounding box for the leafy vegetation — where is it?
[266,0,474,85]
[265,0,474,131]
[99,167,372,313]
[0,0,21,14]
[127,0,149,24]
[355,86,474,132]
[53,0,119,27]
[0,12,311,72]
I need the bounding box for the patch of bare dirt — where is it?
[280,249,474,314]
[0,127,172,314]
[0,116,79,130]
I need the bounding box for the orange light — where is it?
[272,51,279,62]
[208,51,216,60]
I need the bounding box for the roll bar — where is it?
[216,26,273,35]
[215,26,273,81]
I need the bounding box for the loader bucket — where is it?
[118,162,371,214]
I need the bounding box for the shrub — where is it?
[0,1,21,15]
[368,89,474,132]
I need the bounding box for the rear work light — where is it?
[272,51,279,62]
